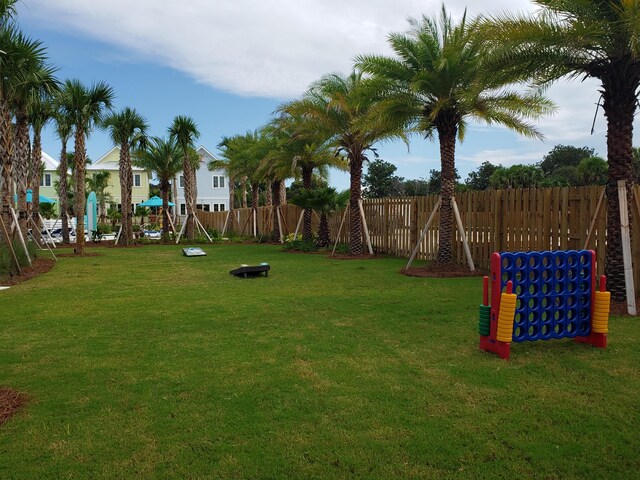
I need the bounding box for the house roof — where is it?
[42,151,59,170]
[88,146,146,172]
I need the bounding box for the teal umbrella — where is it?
[137,196,175,207]
[14,189,57,204]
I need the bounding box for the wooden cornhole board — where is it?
[230,263,270,278]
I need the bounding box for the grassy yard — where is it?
[1,244,638,479]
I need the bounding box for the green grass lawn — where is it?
[1,244,638,479]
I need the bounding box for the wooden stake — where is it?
[30,216,57,261]
[452,197,475,271]
[114,224,123,245]
[9,207,31,265]
[583,188,606,250]
[358,199,374,255]
[617,180,636,315]
[406,198,441,270]
[39,212,57,249]
[0,211,21,275]
[293,210,304,238]
[221,210,230,236]
[331,205,349,256]
[175,218,187,244]
[276,207,284,243]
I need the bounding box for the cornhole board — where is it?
[230,263,270,278]
[182,247,207,257]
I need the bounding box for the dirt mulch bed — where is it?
[1,258,55,286]
[329,253,381,260]
[0,388,28,426]
[56,252,100,257]
[611,298,640,316]
[402,262,487,278]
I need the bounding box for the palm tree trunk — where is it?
[183,157,196,240]
[278,180,287,206]
[436,124,457,264]
[602,75,637,301]
[14,113,30,238]
[30,128,43,243]
[242,176,248,208]
[302,165,313,243]
[161,178,170,238]
[74,126,87,255]
[59,142,70,243]
[348,151,364,256]
[318,212,330,247]
[119,142,133,245]
[0,101,14,241]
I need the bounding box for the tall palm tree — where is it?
[211,135,238,233]
[52,103,74,243]
[279,71,403,255]
[0,25,56,238]
[10,50,57,237]
[85,171,112,223]
[133,136,182,238]
[169,115,200,240]
[272,112,347,242]
[482,1,640,300]
[101,107,148,245]
[58,79,114,254]
[355,6,553,264]
[28,93,56,235]
[214,131,266,236]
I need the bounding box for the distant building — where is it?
[40,151,61,213]
[176,146,229,216]
[87,147,152,214]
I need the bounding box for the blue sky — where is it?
[17,0,626,190]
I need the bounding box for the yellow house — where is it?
[87,147,151,214]
[40,151,61,213]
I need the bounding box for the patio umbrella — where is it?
[137,195,175,207]
[14,189,57,204]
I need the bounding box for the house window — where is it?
[179,175,185,188]
[134,174,141,187]
[180,204,186,215]
[220,204,225,212]
[196,204,210,212]
[212,176,225,188]
[40,173,51,187]
[213,204,219,212]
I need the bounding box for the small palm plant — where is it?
[290,188,349,248]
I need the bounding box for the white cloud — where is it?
[21,0,534,98]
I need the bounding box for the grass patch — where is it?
[0,244,638,479]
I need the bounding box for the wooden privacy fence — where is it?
[196,185,640,287]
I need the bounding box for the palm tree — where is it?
[482,1,640,299]
[85,171,112,223]
[215,131,267,236]
[272,112,347,243]
[58,79,114,254]
[0,25,56,238]
[28,93,56,235]
[10,49,57,237]
[101,107,148,245]
[210,136,238,233]
[355,6,553,264]
[279,71,403,255]
[52,104,74,243]
[169,115,200,240]
[133,136,182,238]
[290,188,349,247]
